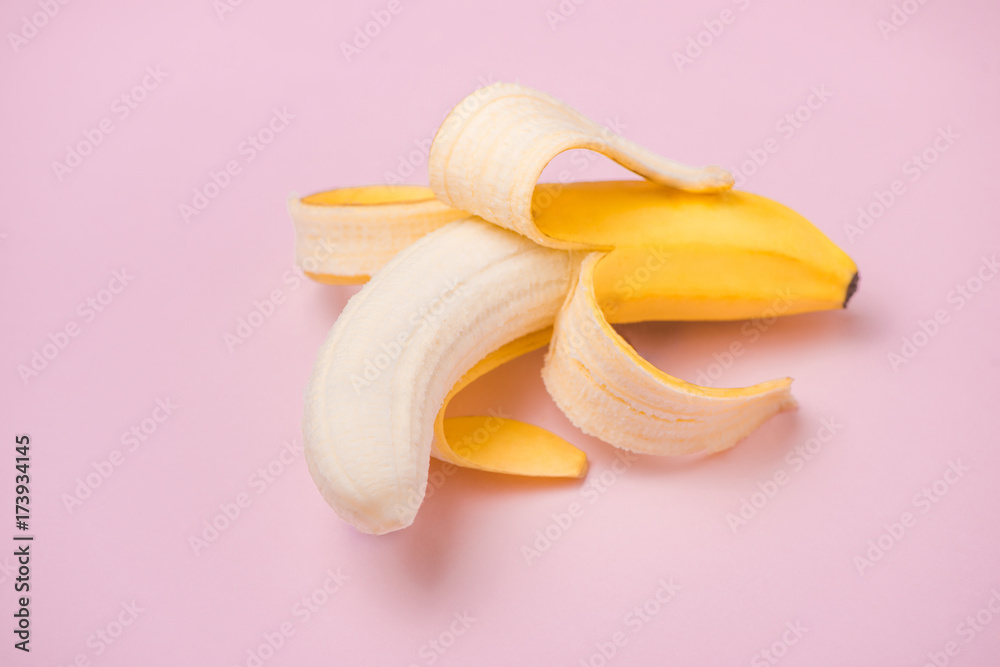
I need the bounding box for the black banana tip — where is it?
[843,272,859,308]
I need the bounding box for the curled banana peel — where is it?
[432,326,587,478]
[428,82,734,248]
[544,252,797,456]
[291,83,859,534]
[289,185,470,284]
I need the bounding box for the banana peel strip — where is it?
[542,253,797,456]
[289,185,468,284]
[434,327,587,478]
[428,83,734,249]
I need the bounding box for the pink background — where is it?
[3,0,999,665]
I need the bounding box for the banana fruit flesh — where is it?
[293,83,859,534]
[303,220,578,534]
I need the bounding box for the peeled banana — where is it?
[303,220,580,534]
[291,83,858,534]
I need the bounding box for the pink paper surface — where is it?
[2,1,999,665]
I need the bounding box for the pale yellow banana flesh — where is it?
[303,220,577,534]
